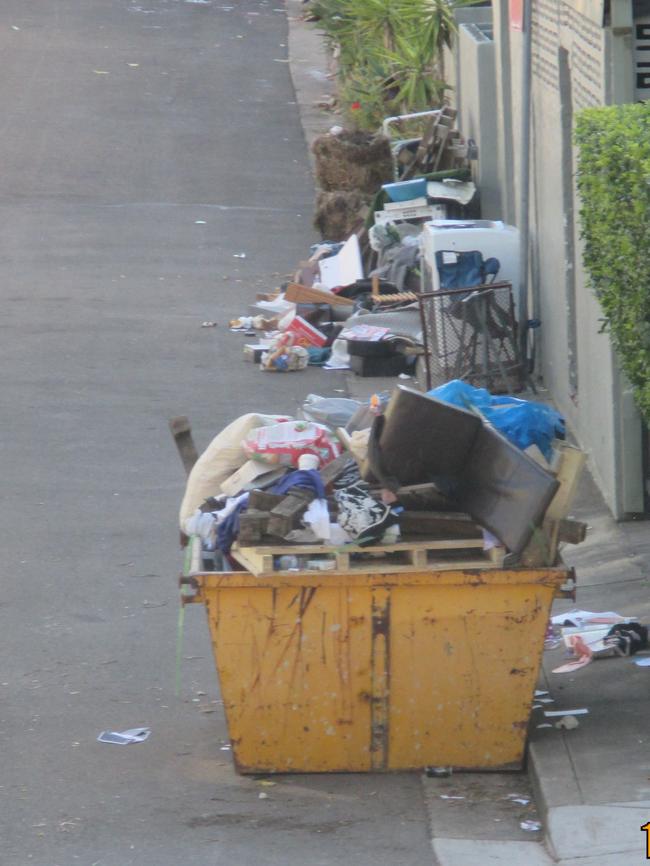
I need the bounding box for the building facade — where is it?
[450,0,649,517]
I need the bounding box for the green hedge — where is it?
[575,102,650,423]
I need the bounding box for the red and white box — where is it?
[282,315,327,348]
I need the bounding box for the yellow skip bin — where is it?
[182,542,570,773]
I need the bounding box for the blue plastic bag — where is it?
[428,380,565,461]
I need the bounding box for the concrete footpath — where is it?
[288,9,650,865]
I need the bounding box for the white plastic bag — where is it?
[301,394,361,428]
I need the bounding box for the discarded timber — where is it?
[320,453,357,486]
[231,536,502,576]
[284,282,354,307]
[399,511,482,539]
[238,510,271,545]
[169,416,199,477]
[248,490,285,511]
[267,489,316,538]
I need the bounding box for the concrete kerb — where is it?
[286,0,343,171]
[527,736,582,860]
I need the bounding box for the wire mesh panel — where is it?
[418,280,524,393]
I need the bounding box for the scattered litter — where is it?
[398,373,411,379]
[537,697,554,703]
[340,323,390,342]
[93,70,110,75]
[552,656,592,674]
[201,321,218,328]
[555,715,580,730]
[551,610,631,628]
[425,767,453,778]
[220,744,231,751]
[230,315,277,332]
[534,690,549,697]
[258,792,269,799]
[128,62,140,67]
[233,253,247,259]
[195,220,207,224]
[536,723,553,729]
[258,780,276,787]
[544,708,588,717]
[604,623,649,656]
[634,657,650,667]
[440,794,465,800]
[11,25,20,31]
[505,795,530,805]
[97,727,151,745]
[260,335,309,372]
[520,820,542,832]
[531,704,542,710]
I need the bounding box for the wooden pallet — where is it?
[231,537,504,576]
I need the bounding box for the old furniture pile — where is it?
[176,383,585,580]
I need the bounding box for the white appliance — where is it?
[421,219,521,318]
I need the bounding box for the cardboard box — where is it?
[283,315,327,348]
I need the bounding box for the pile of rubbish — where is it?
[178,381,587,576]
[229,231,427,379]
[546,609,650,675]
[226,115,523,392]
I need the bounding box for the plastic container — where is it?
[382,178,427,202]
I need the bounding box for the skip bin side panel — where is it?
[387,580,555,770]
[203,583,374,773]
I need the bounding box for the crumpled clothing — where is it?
[217,493,250,555]
[604,623,649,656]
[307,347,332,366]
[184,510,219,550]
[334,481,400,546]
[372,243,421,292]
[271,468,326,499]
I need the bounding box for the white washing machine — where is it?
[421,219,521,318]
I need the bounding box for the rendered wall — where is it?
[484,0,644,516]
[447,8,500,217]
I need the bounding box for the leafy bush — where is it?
[311,0,480,128]
[575,103,650,422]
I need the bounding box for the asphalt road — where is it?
[0,1,432,864]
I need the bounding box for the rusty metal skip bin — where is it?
[181,537,573,774]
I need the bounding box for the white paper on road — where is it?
[543,708,589,717]
[97,727,151,745]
